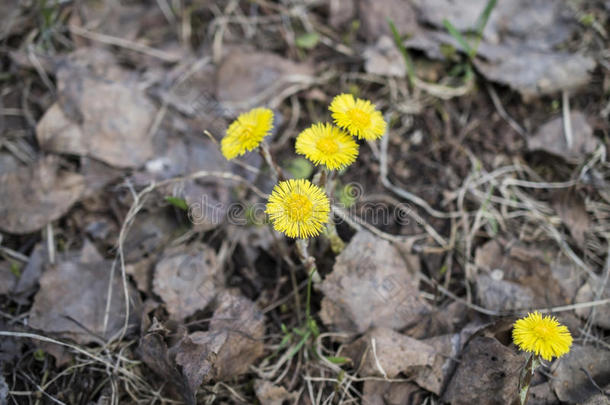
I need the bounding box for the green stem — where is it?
[518,354,541,405]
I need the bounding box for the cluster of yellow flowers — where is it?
[220,94,386,239]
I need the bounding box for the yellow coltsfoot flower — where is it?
[266,179,330,239]
[221,108,274,160]
[512,312,572,361]
[295,123,359,170]
[329,93,386,141]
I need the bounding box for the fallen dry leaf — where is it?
[474,47,595,98]
[412,334,460,395]
[527,382,559,405]
[553,189,591,248]
[152,243,222,320]
[574,280,610,330]
[364,36,407,77]
[411,0,576,50]
[363,380,424,405]
[0,157,85,234]
[329,0,357,28]
[254,380,298,405]
[174,290,265,391]
[358,0,419,40]
[403,28,595,97]
[36,49,157,168]
[29,244,139,344]
[122,210,177,262]
[442,336,523,405]
[0,261,18,295]
[344,327,435,378]
[320,231,432,333]
[528,111,599,161]
[216,49,313,111]
[550,344,610,403]
[138,332,195,405]
[474,240,569,312]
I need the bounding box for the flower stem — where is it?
[259,142,284,182]
[518,354,541,405]
[296,238,321,284]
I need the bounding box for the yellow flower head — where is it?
[329,93,386,140]
[221,108,274,160]
[295,123,359,170]
[266,179,330,239]
[512,312,572,361]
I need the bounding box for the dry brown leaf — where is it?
[29,245,139,344]
[553,189,591,248]
[0,157,85,234]
[528,112,598,161]
[411,0,576,50]
[474,49,595,98]
[36,49,157,168]
[442,336,523,405]
[358,0,419,40]
[216,49,313,110]
[412,334,460,395]
[122,210,177,262]
[254,380,298,405]
[474,240,569,312]
[344,327,436,378]
[0,261,18,295]
[329,0,357,28]
[320,231,432,333]
[527,382,559,405]
[173,290,265,391]
[152,243,222,320]
[137,332,195,405]
[364,36,407,77]
[574,281,610,330]
[362,381,424,405]
[550,344,610,403]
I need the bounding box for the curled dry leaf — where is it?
[152,243,222,320]
[320,231,432,333]
[174,290,265,392]
[138,332,195,405]
[29,244,140,345]
[442,336,523,405]
[343,327,436,378]
[36,49,157,168]
[0,157,85,234]
[550,344,610,403]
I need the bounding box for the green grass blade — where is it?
[387,18,416,87]
[442,19,473,57]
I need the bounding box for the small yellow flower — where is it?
[266,179,330,239]
[221,108,274,160]
[512,312,572,361]
[329,94,386,140]
[295,123,359,170]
